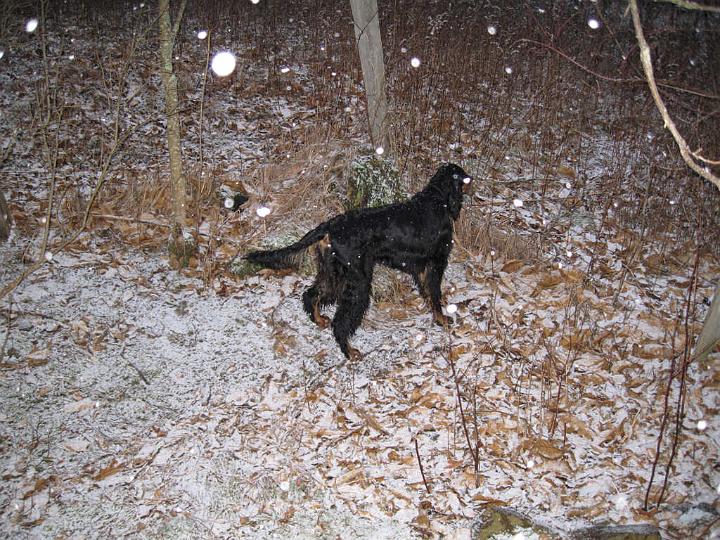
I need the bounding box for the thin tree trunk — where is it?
[694,282,720,365]
[158,0,188,233]
[0,191,11,242]
[350,0,389,151]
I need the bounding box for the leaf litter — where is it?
[1,3,719,539]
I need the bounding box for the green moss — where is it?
[167,228,197,269]
[346,152,403,209]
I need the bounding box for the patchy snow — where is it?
[1,2,719,538]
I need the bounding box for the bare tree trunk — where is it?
[694,282,720,365]
[158,0,188,233]
[159,0,195,267]
[0,191,11,242]
[350,0,389,151]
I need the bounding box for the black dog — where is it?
[246,163,472,360]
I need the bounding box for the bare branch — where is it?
[653,0,720,13]
[630,0,720,191]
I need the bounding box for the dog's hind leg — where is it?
[332,276,371,361]
[302,234,335,329]
[303,285,331,329]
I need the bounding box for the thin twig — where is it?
[515,37,719,100]
[657,240,701,506]
[91,213,171,228]
[414,437,432,494]
[653,0,720,13]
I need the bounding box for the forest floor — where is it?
[1,2,719,539]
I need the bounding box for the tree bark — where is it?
[350,0,389,151]
[0,190,11,242]
[158,0,188,233]
[694,282,720,365]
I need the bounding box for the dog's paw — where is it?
[433,311,451,327]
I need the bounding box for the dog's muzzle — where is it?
[462,176,472,194]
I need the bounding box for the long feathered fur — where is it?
[245,223,330,270]
[245,163,473,360]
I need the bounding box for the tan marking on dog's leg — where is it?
[347,345,362,362]
[316,233,331,254]
[433,308,450,327]
[312,299,331,329]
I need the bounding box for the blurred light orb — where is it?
[446,304,458,315]
[224,197,234,209]
[410,57,421,68]
[505,66,513,75]
[197,30,208,40]
[250,0,260,4]
[698,419,708,431]
[256,206,271,218]
[513,198,523,208]
[375,146,384,156]
[211,51,236,76]
[26,18,39,33]
[588,18,600,30]
[487,25,497,35]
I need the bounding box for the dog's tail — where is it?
[245,223,331,270]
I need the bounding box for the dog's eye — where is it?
[452,173,459,179]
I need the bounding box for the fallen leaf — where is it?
[335,468,364,486]
[64,398,95,413]
[27,346,50,367]
[21,476,54,499]
[526,438,565,460]
[501,259,525,273]
[63,437,90,452]
[93,459,124,481]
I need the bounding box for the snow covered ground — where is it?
[1,2,719,539]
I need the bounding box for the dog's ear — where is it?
[428,164,466,219]
[444,166,464,219]
[447,183,462,219]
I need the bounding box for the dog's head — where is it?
[428,163,472,219]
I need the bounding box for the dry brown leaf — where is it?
[563,415,594,440]
[279,505,296,523]
[63,437,90,453]
[501,259,525,273]
[27,346,50,367]
[64,398,95,413]
[92,334,106,353]
[632,342,671,360]
[561,268,584,283]
[560,329,592,352]
[411,511,432,531]
[557,165,576,178]
[70,319,90,346]
[567,505,605,519]
[350,405,388,435]
[527,438,565,460]
[388,308,408,320]
[335,468,364,486]
[415,392,445,410]
[448,343,472,361]
[93,459,124,481]
[471,493,508,505]
[21,476,54,499]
